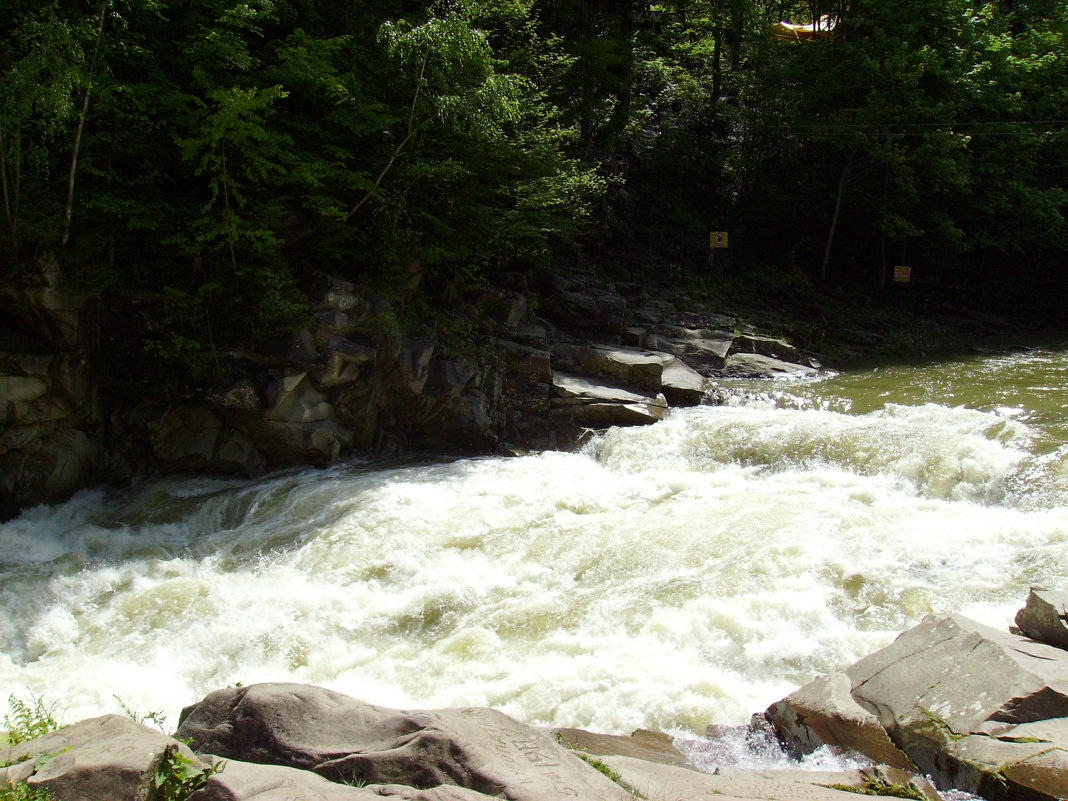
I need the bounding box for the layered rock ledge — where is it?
[1,260,819,516]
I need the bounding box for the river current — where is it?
[3,344,1068,742]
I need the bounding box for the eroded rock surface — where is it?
[175,683,630,801]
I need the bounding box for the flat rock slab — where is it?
[551,371,658,405]
[196,757,502,801]
[597,754,892,800]
[1,715,205,801]
[551,371,667,426]
[1015,588,1068,650]
[549,727,691,768]
[572,345,664,392]
[723,353,817,378]
[712,766,941,801]
[176,683,630,801]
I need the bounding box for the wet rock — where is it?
[763,672,912,770]
[176,683,629,801]
[1015,588,1068,650]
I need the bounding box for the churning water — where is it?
[3,344,1068,741]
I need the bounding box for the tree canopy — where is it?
[1,0,1064,366]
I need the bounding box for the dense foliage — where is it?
[1,0,1065,363]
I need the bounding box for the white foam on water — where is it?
[2,390,1067,740]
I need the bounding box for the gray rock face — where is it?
[176,683,629,801]
[1015,588,1068,650]
[765,613,1068,800]
[1,260,820,512]
[0,255,105,516]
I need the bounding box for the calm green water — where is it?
[2,343,1067,744]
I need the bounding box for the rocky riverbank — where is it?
[1,257,823,519]
[4,591,1068,800]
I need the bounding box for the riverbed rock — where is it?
[731,333,801,363]
[551,371,668,426]
[0,715,206,801]
[176,683,630,801]
[764,613,1068,800]
[549,727,691,768]
[595,754,926,800]
[1015,588,1068,650]
[659,355,708,406]
[566,345,665,392]
[723,352,817,378]
[763,672,912,770]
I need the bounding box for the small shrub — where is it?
[142,745,224,801]
[0,783,53,801]
[3,696,59,746]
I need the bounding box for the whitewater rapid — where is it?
[2,349,1068,739]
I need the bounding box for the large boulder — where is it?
[764,613,1068,800]
[175,683,630,801]
[0,715,207,801]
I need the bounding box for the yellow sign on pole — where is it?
[709,231,729,249]
[893,265,911,283]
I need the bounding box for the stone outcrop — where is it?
[0,261,821,515]
[763,609,1068,801]
[4,683,950,801]
[174,683,628,801]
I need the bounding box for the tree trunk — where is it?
[820,144,857,283]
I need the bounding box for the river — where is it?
[2,343,1067,745]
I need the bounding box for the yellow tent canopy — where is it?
[770,16,835,41]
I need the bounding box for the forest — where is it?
[1,0,1065,370]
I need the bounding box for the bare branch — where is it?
[345,48,430,222]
